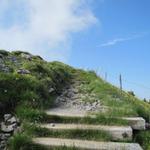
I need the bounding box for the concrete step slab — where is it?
[46,109,145,130]
[123,117,145,130]
[33,138,143,150]
[39,123,133,141]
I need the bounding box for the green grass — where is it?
[76,70,150,122]
[134,131,150,150]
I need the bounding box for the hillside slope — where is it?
[0,50,150,150]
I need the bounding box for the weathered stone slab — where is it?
[46,110,146,130]
[123,117,145,130]
[40,123,133,141]
[33,138,143,150]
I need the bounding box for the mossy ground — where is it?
[0,50,150,149]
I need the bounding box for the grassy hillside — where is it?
[0,50,74,117]
[0,50,150,150]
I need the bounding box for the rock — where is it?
[67,92,74,98]
[6,116,17,125]
[10,56,18,63]
[49,88,55,93]
[0,133,11,140]
[85,106,92,111]
[0,64,10,73]
[92,102,98,107]
[4,133,11,138]
[0,54,3,58]
[146,123,150,130]
[17,69,30,74]
[72,88,78,94]
[21,53,32,60]
[4,114,12,122]
[50,123,55,127]
[0,141,7,149]
[13,127,22,134]
[123,117,146,130]
[1,122,16,133]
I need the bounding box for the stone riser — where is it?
[33,138,143,150]
[46,110,146,130]
[40,123,133,141]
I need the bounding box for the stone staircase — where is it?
[33,111,145,150]
[32,79,145,150]
[39,123,133,141]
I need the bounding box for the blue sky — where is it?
[69,0,150,99]
[0,0,150,99]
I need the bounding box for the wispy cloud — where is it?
[0,0,98,62]
[99,33,147,47]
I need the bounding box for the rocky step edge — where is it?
[46,110,146,130]
[33,137,143,150]
[39,123,133,141]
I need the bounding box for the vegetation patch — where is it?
[134,131,150,150]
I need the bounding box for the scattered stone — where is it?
[85,106,92,111]
[53,80,102,113]
[1,122,14,133]
[0,114,21,150]
[0,133,11,140]
[0,54,3,58]
[13,127,22,135]
[0,64,10,73]
[17,69,30,74]
[4,114,12,122]
[49,88,55,93]
[21,53,32,60]
[0,141,6,149]
[146,123,150,130]
[50,123,55,127]
[6,116,17,124]
[10,56,18,63]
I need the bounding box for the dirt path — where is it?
[46,79,105,116]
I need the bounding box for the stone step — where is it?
[123,117,145,130]
[39,123,133,141]
[46,109,145,130]
[46,108,88,118]
[33,138,143,150]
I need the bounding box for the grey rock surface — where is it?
[0,114,21,150]
[17,69,31,74]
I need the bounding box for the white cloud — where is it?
[0,0,97,61]
[99,33,146,47]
